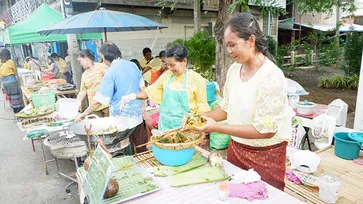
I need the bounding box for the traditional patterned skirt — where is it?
[227,139,287,191]
[2,75,24,113]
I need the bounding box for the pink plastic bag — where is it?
[151,112,159,128]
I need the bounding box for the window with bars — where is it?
[263,13,277,36]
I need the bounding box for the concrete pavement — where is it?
[0,97,79,204]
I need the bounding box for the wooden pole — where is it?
[336,3,340,46]
[193,0,201,33]
[67,34,82,88]
[60,0,82,88]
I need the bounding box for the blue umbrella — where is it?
[38,8,167,41]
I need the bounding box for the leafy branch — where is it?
[291,0,356,16]
[228,0,288,16]
[155,0,179,20]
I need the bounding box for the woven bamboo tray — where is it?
[132,151,160,169]
[151,131,204,150]
[285,146,363,204]
[19,116,54,130]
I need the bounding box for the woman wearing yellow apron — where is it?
[121,44,210,130]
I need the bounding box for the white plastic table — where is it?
[127,159,304,204]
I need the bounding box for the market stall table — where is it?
[285,146,363,204]
[21,85,78,105]
[294,104,328,151]
[77,147,304,204]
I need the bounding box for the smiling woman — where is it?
[120,44,211,131]
[196,13,292,191]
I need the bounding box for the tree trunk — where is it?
[214,0,234,91]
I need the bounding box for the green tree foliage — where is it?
[267,36,277,57]
[341,32,363,76]
[170,31,216,81]
[292,0,356,15]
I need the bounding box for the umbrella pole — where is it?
[104,28,107,42]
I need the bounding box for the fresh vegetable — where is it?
[185,113,206,129]
[92,126,118,135]
[16,105,54,118]
[153,129,202,144]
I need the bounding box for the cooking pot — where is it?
[69,115,139,149]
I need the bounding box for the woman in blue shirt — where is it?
[77,42,147,153]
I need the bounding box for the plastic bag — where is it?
[286,78,309,95]
[209,99,231,150]
[289,122,306,149]
[312,114,336,149]
[210,131,231,150]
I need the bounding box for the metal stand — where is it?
[302,127,312,151]
[40,137,53,175]
[55,154,81,193]
[30,135,52,175]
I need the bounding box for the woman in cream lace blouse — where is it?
[195,13,292,191]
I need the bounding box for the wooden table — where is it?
[21,85,78,105]
[285,146,363,204]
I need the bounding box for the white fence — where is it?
[283,51,317,67]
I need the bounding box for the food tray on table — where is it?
[57,83,76,91]
[19,116,54,130]
[102,156,161,204]
[26,84,43,92]
[16,106,54,119]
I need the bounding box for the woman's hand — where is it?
[120,93,136,109]
[193,116,219,133]
[76,113,85,123]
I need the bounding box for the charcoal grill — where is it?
[43,130,88,192]
[44,131,87,159]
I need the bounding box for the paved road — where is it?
[0,97,79,204]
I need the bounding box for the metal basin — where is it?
[69,115,139,150]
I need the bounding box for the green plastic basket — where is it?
[30,90,56,108]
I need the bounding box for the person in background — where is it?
[24,60,30,70]
[130,59,142,71]
[45,58,60,77]
[77,42,148,153]
[148,50,166,85]
[25,56,41,72]
[138,47,153,85]
[121,44,210,131]
[76,49,109,117]
[65,49,73,81]
[50,53,72,84]
[192,13,292,191]
[0,49,24,113]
